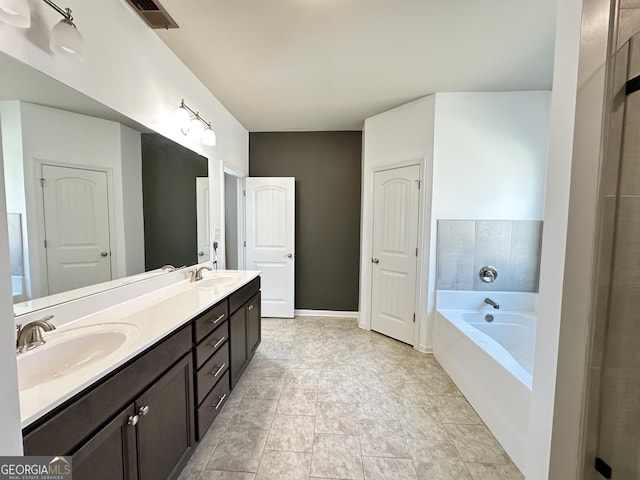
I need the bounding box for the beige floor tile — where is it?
[444,424,510,464]
[278,386,318,416]
[362,456,418,480]
[400,408,450,444]
[243,376,285,400]
[206,426,269,473]
[265,414,315,452]
[430,395,483,425]
[359,419,412,458]
[199,471,256,480]
[465,462,524,479]
[411,440,471,480]
[227,398,278,429]
[255,450,312,480]
[256,358,292,378]
[177,440,216,480]
[310,434,364,480]
[315,402,360,435]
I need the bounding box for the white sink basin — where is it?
[197,273,242,289]
[17,323,140,390]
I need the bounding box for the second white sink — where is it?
[197,273,242,289]
[18,323,140,391]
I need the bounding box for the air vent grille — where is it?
[125,0,179,29]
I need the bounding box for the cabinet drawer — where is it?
[195,342,229,405]
[229,277,260,314]
[196,371,230,440]
[23,325,191,455]
[193,300,228,344]
[194,322,228,369]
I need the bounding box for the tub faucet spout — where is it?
[484,297,500,309]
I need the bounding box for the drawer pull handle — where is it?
[213,393,227,411]
[210,336,226,349]
[210,363,226,378]
[127,415,139,426]
[138,405,150,416]
[209,314,225,325]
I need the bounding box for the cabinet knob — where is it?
[247,304,253,311]
[127,414,139,426]
[138,405,150,416]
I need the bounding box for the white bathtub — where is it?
[433,291,537,474]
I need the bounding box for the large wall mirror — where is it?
[0,52,210,316]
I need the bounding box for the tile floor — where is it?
[178,316,523,480]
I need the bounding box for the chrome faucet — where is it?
[484,298,500,310]
[16,315,56,353]
[191,265,213,282]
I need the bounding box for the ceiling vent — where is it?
[125,0,179,29]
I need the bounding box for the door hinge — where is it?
[243,241,246,247]
[40,177,45,188]
[243,190,246,197]
[415,179,421,189]
[44,239,47,248]
[415,247,418,257]
[595,457,612,479]
[413,313,416,323]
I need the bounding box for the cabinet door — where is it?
[136,355,195,480]
[72,405,138,480]
[247,292,262,356]
[229,307,248,388]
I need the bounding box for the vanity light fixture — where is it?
[173,99,217,147]
[0,0,84,60]
[0,0,30,28]
[43,0,84,61]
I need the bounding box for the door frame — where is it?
[223,167,246,270]
[359,157,432,350]
[34,160,117,297]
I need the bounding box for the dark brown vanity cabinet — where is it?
[22,275,261,480]
[23,327,194,480]
[192,299,230,440]
[229,277,261,388]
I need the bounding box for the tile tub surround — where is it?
[17,269,260,426]
[178,317,523,480]
[436,219,543,292]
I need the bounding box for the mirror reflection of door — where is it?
[41,164,112,295]
[196,177,210,263]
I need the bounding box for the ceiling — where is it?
[155,0,558,132]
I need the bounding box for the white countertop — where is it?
[18,270,260,428]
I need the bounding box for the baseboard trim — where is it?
[417,344,433,354]
[294,309,359,319]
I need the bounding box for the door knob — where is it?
[287,253,294,259]
[100,252,108,257]
[198,251,205,256]
[372,258,379,264]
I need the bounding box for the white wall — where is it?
[120,124,145,276]
[0,119,24,455]
[360,95,436,353]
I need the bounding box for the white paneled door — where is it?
[41,164,112,295]
[371,165,421,344]
[245,177,295,318]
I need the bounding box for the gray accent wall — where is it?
[436,219,543,292]
[249,132,362,311]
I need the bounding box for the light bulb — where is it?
[0,0,30,28]
[189,117,205,140]
[174,105,191,133]
[50,19,84,61]
[202,127,216,146]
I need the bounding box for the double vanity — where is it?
[15,269,261,480]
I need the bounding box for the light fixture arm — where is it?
[178,99,213,130]
[41,0,73,22]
